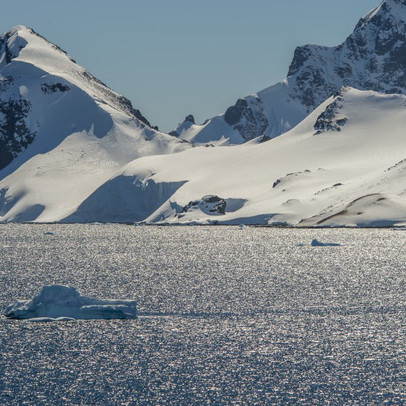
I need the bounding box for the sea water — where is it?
[0,224,405,404]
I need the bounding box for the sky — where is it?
[0,0,380,132]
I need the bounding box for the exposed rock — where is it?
[181,195,226,216]
[314,89,348,134]
[224,97,268,141]
[185,114,195,124]
[169,115,196,137]
[41,83,70,94]
[288,0,406,111]
[0,98,36,169]
[273,179,281,188]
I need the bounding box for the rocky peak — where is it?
[313,88,348,135]
[169,114,196,137]
[0,25,163,170]
[0,26,155,129]
[286,0,406,112]
[224,97,269,141]
[184,114,195,124]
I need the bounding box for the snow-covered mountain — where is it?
[0,25,188,221]
[78,87,406,227]
[172,0,406,144]
[2,0,406,226]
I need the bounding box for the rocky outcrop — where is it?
[169,115,196,137]
[0,98,36,169]
[224,97,269,141]
[181,195,227,216]
[314,90,348,135]
[41,83,70,94]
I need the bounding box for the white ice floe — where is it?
[310,239,341,247]
[5,285,137,320]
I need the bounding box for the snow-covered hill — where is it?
[0,26,188,222]
[76,87,406,227]
[172,0,406,145]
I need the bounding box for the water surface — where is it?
[0,225,405,404]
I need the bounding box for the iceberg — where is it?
[4,285,137,320]
[311,239,341,247]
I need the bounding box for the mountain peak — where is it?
[175,0,406,144]
[4,25,30,35]
[356,0,406,29]
[0,25,157,128]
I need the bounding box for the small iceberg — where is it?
[311,239,341,247]
[5,285,137,320]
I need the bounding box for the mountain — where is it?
[78,87,406,227]
[172,0,406,144]
[0,26,188,222]
[2,0,406,226]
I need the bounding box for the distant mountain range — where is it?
[1,0,406,226]
[171,0,406,145]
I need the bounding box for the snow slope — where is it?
[74,87,406,227]
[174,0,406,144]
[0,26,188,222]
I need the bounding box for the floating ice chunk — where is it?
[311,239,340,247]
[5,285,137,320]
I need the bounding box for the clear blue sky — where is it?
[1,0,380,131]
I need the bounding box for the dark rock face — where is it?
[116,94,155,129]
[41,83,70,94]
[185,114,195,124]
[224,99,249,126]
[181,195,226,215]
[273,179,281,188]
[287,45,314,77]
[224,97,269,141]
[314,90,348,135]
[287,0,406,112]
[0,98,36,169]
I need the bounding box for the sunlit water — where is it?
[0,224,405,405]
